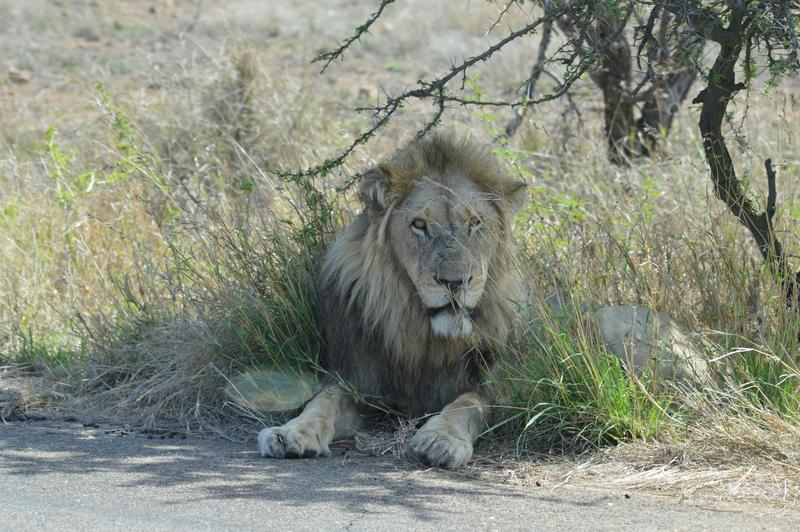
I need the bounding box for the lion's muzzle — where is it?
[425,303,479,319]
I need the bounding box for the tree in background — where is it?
[306,0,799,309]
[551,1,703,163]
[666,0,800,307]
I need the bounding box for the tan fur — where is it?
[259,133,528,467]
[321,135,526,364]
[258,386,360,458]
[408,392,490,468]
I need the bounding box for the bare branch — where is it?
[313,0,397,73]
[283,0,591,184]
[496,16,555,143]
[766,158,777,222]
[635,2,662,68]
[486,0,522,35]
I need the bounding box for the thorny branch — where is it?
[282,0,591,185]
[313,0,397,73]
[495,17,555,142]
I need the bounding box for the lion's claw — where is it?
[408,427,473,468]
[258,425,331,459]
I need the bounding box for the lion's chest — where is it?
[327,320,488,417]
[387,347,487,417]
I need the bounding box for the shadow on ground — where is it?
[4,419,797,531]
[0,419,617,524]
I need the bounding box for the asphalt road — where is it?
[0,420,797,531]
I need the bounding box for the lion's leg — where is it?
[258,385,360,459]
[408,392,489,468]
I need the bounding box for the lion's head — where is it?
[321,133,527,358]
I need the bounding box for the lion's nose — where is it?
[434,274,472,289]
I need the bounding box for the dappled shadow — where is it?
[0,419,614,523]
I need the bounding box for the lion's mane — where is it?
[316,134,525,416]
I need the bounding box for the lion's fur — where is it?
[316,134,526,417]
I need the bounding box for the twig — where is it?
[313,0,397,73]
[496,16,555,143]
[486,0,521,35]
[765,158,777,222]
[635,2,662,69]
[280,0,591,185]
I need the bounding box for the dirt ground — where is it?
[2,368,799,511]
[0,0,567,154]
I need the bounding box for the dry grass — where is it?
[1,0,799,503]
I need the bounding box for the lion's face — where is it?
[388,177,504,339]
[351,134,527,344]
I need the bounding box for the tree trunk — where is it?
[590,34,636,165]
[694,13,798,308]
[636,67,699,155]
[554,7,700,164]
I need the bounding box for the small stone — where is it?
[7,68,31,84]
[74,28,100,42]
[357,86,373,99]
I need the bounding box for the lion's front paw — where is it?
[408,425,473,468]
[258,424,331,459]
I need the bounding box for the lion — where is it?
[258,133,528,468]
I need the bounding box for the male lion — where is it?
[258,133,527,468]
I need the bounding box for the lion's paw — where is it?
[408,426,473,468]
[258,424,331,459]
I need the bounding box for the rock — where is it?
[7,68,31,84]
[595,306,711,385]
[73,28,101,42]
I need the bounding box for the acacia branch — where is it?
[661,0,742,44]
[282,0,591,184]
[496,18,555,142]
[402,0,589,99]
[487,0,523,35]
[442,57,592,109]
[783,1,800,67]
[313,0,397,73]
[635,2,662,69]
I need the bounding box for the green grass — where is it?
[2,78,798,450]
[1,328,83,372]
[494,317,672,453]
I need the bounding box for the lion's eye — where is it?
[468,216,483,231]
[411,218,428,235]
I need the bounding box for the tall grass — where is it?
[0,7,797,485]
[494,309,672,453]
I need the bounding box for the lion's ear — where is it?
[503,180,529,214]
[358,166,392,214]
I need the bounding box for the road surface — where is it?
[0,420,797,531]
